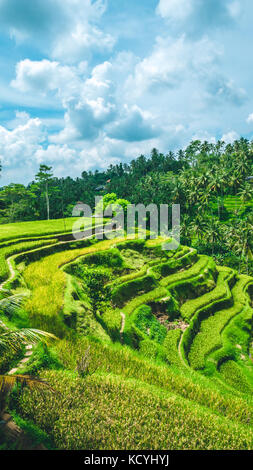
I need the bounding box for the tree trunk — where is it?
[45,182,50,220]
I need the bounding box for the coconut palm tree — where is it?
[238,183,253,205]
[190,214,208,242]
[239,218,253,275]
[205,218,221,256]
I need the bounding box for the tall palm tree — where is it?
[235,153,250,178]
[239,218,253,275]
[205,218,221,256]
[190,214,208,242]
[238,183,253,205]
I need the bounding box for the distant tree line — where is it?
[0,137,253,274]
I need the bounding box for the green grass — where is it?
[181,267,235,322]
[160,255,216,288]
[186,276,253,371]
[0,237,58,282]
[2,219,253,450]
[16,368,253,450]
[0,217,104,243]
[163,329,182,367]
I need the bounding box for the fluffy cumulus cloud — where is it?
[11,59,83,100]
[0,113,44,171]
[128,33,246,109]
[0,0,114,62]
[221,130,239,143]
[0,0,252,184]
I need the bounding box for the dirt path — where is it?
[0,256,16,291]
[178,330,190,369]
[8,344,33,375]
[120,312,126,334]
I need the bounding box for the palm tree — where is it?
[239,218,253,275]
[227,217,253,274]
[238,183,253,205]
[190,214,208,242]
[0,293,56,415]
[207,171,227,219]
[235,153,250,179]
[205,218,221,256]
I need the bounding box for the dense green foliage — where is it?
[0,223,252,450]
[1,138,253,274]
[0,136,253,449]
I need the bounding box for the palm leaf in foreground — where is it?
[0,374,53,416]
[0,328,56,352]
[0,291,27,317]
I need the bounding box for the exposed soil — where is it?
[155,312,188,331]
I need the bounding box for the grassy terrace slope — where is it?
[0,217,103,242]
[1,219,253,450]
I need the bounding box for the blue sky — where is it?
[0,0,253,185]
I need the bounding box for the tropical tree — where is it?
[190,214,208,242]
[205,218,221,256]
[238,183,253,205]
[0,184,36,222]
[35,165,54,220]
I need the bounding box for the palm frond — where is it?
[0,374,53,414]
[0,292,27,317]
[0,374,48,394]
[0,328,57,352]
[0,319,9,332]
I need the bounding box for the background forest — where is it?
[0,137,253,275]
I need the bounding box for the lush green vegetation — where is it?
[0,220,252,450]
[0,137,253,450]
[0,217,104,242]
[1,138,253,275]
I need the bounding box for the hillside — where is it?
[1,220,253,450]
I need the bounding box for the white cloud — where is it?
[206,76,247,106]
[156,0,193,21]
[129,36,189,95]
[7,110,30,129]
[157,0,243,35]
[34,144,77,164]
[128,35,220,97]
[221,130,239,143]
[51,23,115,63]
[0,0,115,63]
[11,59,83,101]
[247,113,253,124]
[12,58,118,142]
[0,115,45,167]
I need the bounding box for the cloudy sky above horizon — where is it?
[0,0,253,185]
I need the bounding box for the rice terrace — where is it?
[1,0,253,459]
[1,200,253,450]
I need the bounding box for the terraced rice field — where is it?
[1,219,253,450]
[211,195,253,215]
